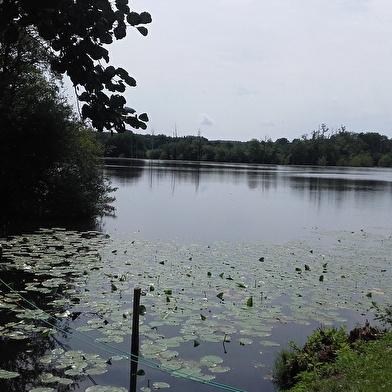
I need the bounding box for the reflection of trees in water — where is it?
[246,170,278,191]
[0,216,101,238]
[143,161,281,194]
[288,176,391,210]
[104,158,145,185]
[0,327,80,392]
[0,270,81,392]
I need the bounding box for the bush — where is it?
[273,322,388,391]
[273,327,349,390]
[378,153,392,167]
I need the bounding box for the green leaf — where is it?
[109,94,126,108]
[140,12,152,24]
[105,66,117,77]
[200,314,206,321]
[116,67,128,79]
[127,12,140,26]
[305,264,310,271]
[137,26,148,36]
[138,113,149,122]
[217,292,224,300]
[247,297,253,307]
[194,340,200,347]
[319,275,324,282]
[0,369,19,379]
[111,283,118,291]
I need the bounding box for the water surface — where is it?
[103,159,392,244]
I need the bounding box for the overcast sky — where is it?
[106,0,392,141]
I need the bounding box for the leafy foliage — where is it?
[273,323,388,391]
[371,301,392,327]
[97,126,392,167]
[0,0,151,132]
[0,32,115,222]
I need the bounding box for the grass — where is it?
[273,323,392,392]
[290,331,392,391]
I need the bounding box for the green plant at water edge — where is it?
[370,301,392,327]
[273,327,349,390]
[273,321,390,391]
[286,331,392,392]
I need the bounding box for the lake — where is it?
[103,159,392,244]
[1,160,391,392]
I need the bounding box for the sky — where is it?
[85,0,392,141]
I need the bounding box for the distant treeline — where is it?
[96,125,392,167]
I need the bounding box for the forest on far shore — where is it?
[97,125,392,167]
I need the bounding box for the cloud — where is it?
[199,113,215,126]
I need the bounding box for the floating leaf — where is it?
[238,338,253,345]
[200,355,223,367]
[247,297,253,307]
[209,366,230,373]
[0,369,19,379]
[260,340,280,347]
[85,386,128,392]
[152,382,170,389]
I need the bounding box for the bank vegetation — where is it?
[98,125,392,167]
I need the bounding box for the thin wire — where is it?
[0,277,247,392]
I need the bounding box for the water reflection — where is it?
[103,159,392,244]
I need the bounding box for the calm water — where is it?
[98,160,392,391]
[102,159,392,245]
[2,160,392,392]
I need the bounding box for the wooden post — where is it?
[130,287,141,392]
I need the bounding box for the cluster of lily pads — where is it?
[0,227,391,391]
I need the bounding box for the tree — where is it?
[0,31,114,222]
[0,0,151,133]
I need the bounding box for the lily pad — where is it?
[0,369,19,379]
[200,355,223,367]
